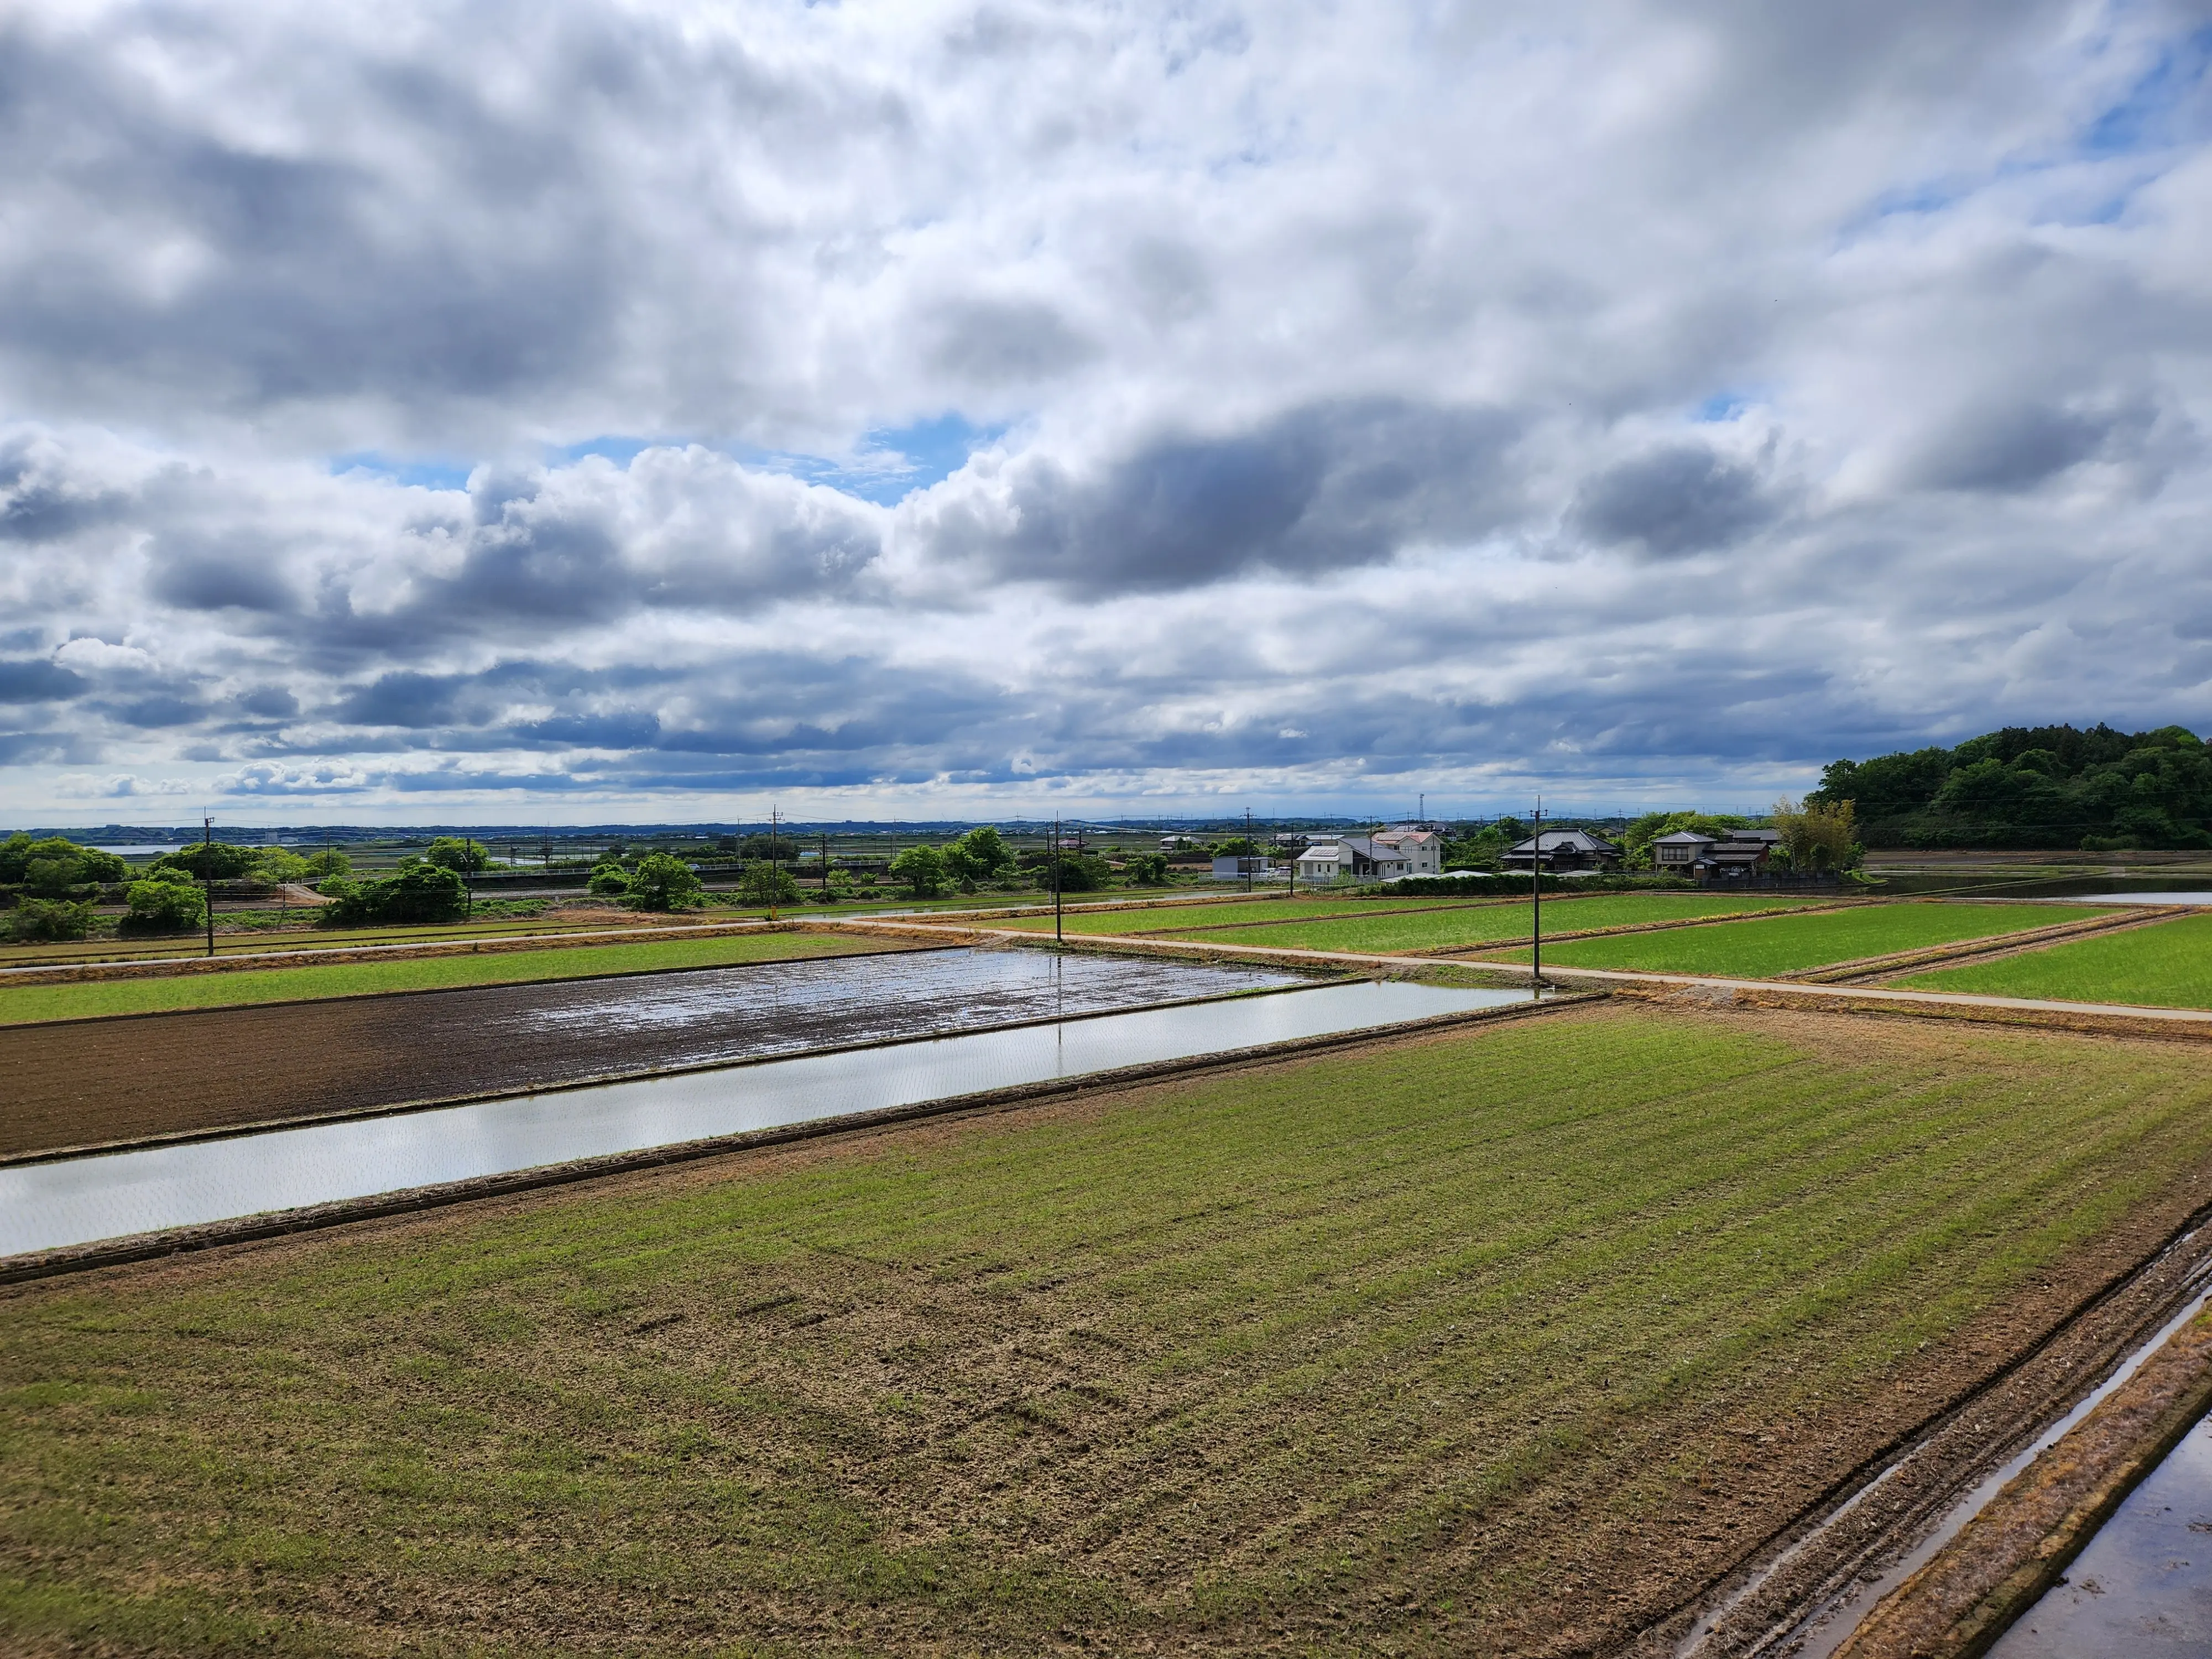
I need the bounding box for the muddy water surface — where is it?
[1988,1413,2212,1655]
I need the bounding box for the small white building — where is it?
[1369,827,1444,875]
[1295,837,1413,883]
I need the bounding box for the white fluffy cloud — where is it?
[1,0,2209,821]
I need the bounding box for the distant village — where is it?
[1178,822,1792,885]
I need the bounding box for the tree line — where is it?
[1809,723,2211,849]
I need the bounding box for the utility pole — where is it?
[821,831,830,900]
[1530,796,1543,1000]
[1053,813,1063,942]
[201,814,215,958]
[769,806,781,922]
[1245,806,1254,894]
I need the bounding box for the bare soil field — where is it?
[0,946,1292,1159]
[7,1003,2212,1656]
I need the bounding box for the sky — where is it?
[2,0,2211,827]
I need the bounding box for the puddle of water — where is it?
[0,980,1529,1258]
[1989,1412,2212,1655]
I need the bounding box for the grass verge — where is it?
[1893,909,2212,1009]
[1483,902,2110,978]
[7,1004,2209,1653]
[0,930,903,1026]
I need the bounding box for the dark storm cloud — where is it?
[0,658,85,703]
[1571,444,1781,557]
[148,548,298,614]
[1911,400,2158,493]
[972,399,1522,591]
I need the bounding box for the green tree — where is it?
[738,860,802,907]
[740,832,800,863]
[889,844,950,898]
[425,836,491,874]
[10,897,97,941]
[0,832,32,883]
[301,846,353,880]
[1123,852,1170,885]
[153,842,261,881]
[1770,797,1861,871]
[258,847,313,883]
[122,872,208,935]
[629,852,706,911]
[943,826,1015,886]
[8,838,126,892]
[586,862,633,898]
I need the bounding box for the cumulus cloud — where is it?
[1,0,2210,818]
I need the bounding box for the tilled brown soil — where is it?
[9,1004,2212,1658]
[0,945,1300,1158]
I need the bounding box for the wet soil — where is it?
[0,946,1301,1159]
[15,1003,2212,1659]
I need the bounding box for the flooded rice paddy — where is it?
[0,972,1528,1258]
[2,945,1306,1157]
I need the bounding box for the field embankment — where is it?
[1479,902,2114,978]
[1893,909,2212,1011]
[8,1003,2212,1655]
[1114,893,1819,955]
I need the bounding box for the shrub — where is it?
[1040,851,1111,893]
[1123,852,1170,885]
[122,873,208,934]
[318,865,468,926]
[586,862,633,898]
[10,897,97,941]
[738,860,802,907]
[630,852,706,911]
[300,847,353,879]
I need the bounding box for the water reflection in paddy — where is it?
[1,978,1533,1259]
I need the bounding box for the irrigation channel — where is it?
[1671,1227,2212,1658]
[1988,1416,2212,1654]
[0,961,1527,1260]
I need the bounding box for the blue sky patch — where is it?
[330,452,474,491]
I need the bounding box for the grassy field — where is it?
[1895,910,2212,1009]
[1140,893,1824,955]
[0,930,906,1026]
[9,1003,2206,1655]
[988,895,1492,935]
[1482,902,2105,978]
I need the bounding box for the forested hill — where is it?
[1807,724,2211,849]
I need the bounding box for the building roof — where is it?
[1651,830,1718,846]
[1507,829,1622,855]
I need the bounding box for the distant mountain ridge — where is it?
[1808,723,2211,850]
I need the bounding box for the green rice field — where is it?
[1146,892,1823,955]
[6,1003,2209,1653]
[0,930,904,1026]
[990,895,1509,935]
[1895,910,2212,1009]
[1483,901,2107,978]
